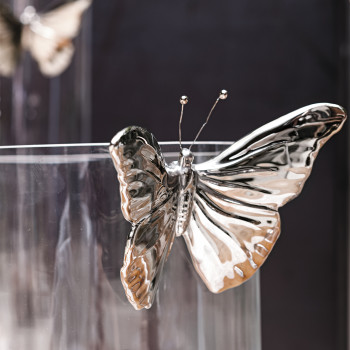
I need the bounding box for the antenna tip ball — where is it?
[180,96,189,105]
[219,90,228,100]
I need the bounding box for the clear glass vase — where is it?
[0,142,261,350]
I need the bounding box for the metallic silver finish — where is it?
[110,103,347,310]
[110,126,178,310]
[176,148,196,237]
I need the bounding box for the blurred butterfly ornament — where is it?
[109,90,346,310]
[0,0,91,77]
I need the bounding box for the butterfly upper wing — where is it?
[0,4,22,77]
[184,103,346,293]
[110,126,178,309]
[21,0,91,77]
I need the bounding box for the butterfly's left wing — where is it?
[110,126,178,310]
[120,194,178,309]
[21,0,91,77]
[184,103,346,293]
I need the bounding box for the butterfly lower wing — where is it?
[186,103,346,292]
[121,193,177,309]
[183,190,280,293]
[110,126,178,309]
[21,0,91,77]
[0,4,22,76]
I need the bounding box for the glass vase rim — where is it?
[0,141,233,150]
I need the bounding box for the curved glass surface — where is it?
[0,142,261,350]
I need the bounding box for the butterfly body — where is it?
[170,148,196,237]
[110,103,346,310]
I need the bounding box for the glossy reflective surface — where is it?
[0,143,261,350]
[190,103,346,293]
[110,104,346,310]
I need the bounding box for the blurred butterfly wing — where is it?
[22,0,91,77]
[110,126,178,309]
[185,103,346,293]
[38,0,92,37]
[0,4,22,76]
[22,25,74,77]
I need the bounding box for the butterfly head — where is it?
[179,148,194,169]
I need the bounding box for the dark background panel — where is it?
[92,0,348,349]
[92,0,340,143]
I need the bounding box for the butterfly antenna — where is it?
[179,95,189,151]
[189,89,228,151]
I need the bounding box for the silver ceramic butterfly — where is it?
[109,103,346,310]
[0,0,91,77]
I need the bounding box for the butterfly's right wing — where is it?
[0,4,22,76]
[110,126,178,310]
[186,103,346,294]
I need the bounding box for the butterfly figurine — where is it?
[109,91,346,310]
[0,0,91,77]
